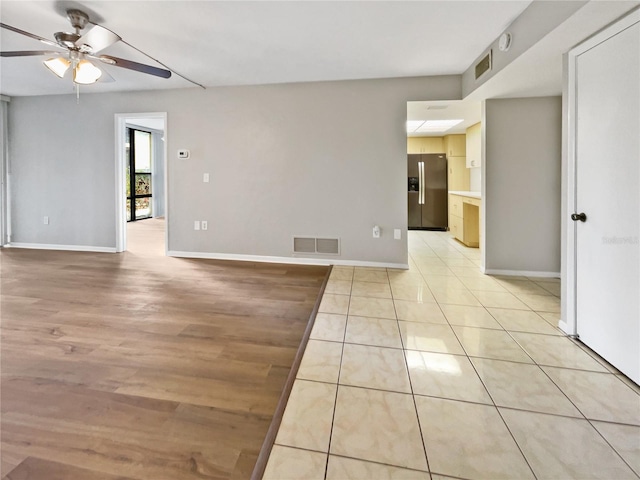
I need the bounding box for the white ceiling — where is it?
[0,0,533,96]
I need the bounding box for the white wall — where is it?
[8,75,460,265]
[483,96,562,276]
[469,167,481,192]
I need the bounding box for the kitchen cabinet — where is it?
[448,192,481,247]
[466,122,481,168]
[444,134,469,191]
[448,157,470,191]
[407,137,444,154]
[443,134,466,158]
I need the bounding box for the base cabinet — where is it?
[449,194,481,248]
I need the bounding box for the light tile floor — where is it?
[263,231,640,480]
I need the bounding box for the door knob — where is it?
[571,212,587,222]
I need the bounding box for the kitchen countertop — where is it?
[449,190,482,199]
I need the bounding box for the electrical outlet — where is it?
[394,229,401,240]
[373,225,381,238]
[201,221,208,231]
[194,220,200,231]
[43,216,49,225]
[203,173,210,183]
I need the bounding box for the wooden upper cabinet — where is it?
[443,134,466,158]
[407,137,444,154]
[465,122,481,168]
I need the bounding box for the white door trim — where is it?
[114,112,168,253]
[562,7,640,335]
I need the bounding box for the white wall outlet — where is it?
[194,220,200,231]
[373,225,381,238]
[394,228,401,240]
[43,216,49,225]
[178,149,190,159]
[201,221,208,231]
[203,173,210,183]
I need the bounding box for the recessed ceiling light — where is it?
[415,119,464,133]
[406,120,425,133]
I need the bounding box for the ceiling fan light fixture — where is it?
[43,57,71,78]
[73,59,102,85]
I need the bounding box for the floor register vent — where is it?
[293,236,340,255]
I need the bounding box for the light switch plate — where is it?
[194,220,200,231]
[394,229,401,240]
[203,173,210,183]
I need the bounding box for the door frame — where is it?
[114,112,168,253]
[0,97,10,247]
[562,8,640,335]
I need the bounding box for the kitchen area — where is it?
[407,100,482,248]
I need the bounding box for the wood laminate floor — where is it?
[0,218,329,479]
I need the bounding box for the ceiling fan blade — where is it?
[76,24,120,54]
[1,50,61,57]
[0,23,59,47]
[98,67,115,83]
[97,55,171,79]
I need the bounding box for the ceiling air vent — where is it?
[475,50,492,80]
[293,236,340,255]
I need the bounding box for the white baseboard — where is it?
[483,269,560,279]
[558,320,571,335]
[8,242,117,253]
[331,259,409,270]
[167,250,409,270]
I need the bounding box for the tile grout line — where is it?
[421,233,542,480]
[322,269,352,480]
[431,240,541,480]
[402,247,436,477]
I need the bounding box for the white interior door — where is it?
[574,18,639,383]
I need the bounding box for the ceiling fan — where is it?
[0,8,172,86]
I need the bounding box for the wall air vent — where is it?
[475,50,492,80]
[293,236,340,255]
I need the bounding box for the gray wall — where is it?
[8,75,460,265]
[462,1,586,98]
[483,96,562,275]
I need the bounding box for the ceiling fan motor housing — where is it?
[67,9,89,31]
[54,31,80,49]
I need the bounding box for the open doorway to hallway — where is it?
[115,113,167,254]
[405,100,481,246]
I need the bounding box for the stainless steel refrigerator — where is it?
[408,153,448,230]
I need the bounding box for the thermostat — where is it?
[177,149,190,159]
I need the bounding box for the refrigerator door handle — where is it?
[419,161,425,205]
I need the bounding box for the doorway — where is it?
[126,127,153,222]
[405,100,481,234]
[565,9,639,383]
[115,113,167,253]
